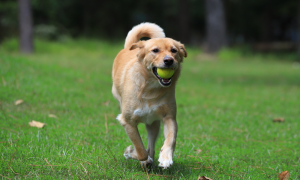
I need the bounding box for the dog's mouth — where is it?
[152,67,173,87]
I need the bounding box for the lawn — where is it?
[0,39,299,179]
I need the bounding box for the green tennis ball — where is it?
[157,68,175,79]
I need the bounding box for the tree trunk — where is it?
[205,0,226,53]
[297,1,300,59]
[262,7,272,43]
[178,0,189,44]
[18,0,34,53]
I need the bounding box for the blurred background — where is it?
[1,1,300,179]
[0,0,299,55]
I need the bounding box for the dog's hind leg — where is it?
[146,120,161,160]
[112,84,122,109]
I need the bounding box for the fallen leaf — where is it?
[15,99,24,105]
[48,114,58,118]
[273,118,284,122]
[196,149,202,154]
[198,176,213,180]
[77,78,84,83]
[102,100,110,106]
[278,170,289,180]
[29,120,45,128]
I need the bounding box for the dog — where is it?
[112,22,187,169]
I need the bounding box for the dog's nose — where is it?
[163,56,174,66]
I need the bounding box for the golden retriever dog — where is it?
[112,22,187,169]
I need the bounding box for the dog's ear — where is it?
[178,43,187,58]
[174,41,187,61]
[180,45,187,58]
[130,41,145,50]
[130,41,146,61]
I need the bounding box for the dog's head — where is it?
[130,38,187,87]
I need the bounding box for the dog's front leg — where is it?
[158,116,177,169]
[123,123,153,167]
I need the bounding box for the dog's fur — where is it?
[112,22,187,169]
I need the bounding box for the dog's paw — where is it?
[123,145,136,159]
[158,148,173,169]
[116,114,126,126]
[140,156,154,170]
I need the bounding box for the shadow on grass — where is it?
[121,158,215,179]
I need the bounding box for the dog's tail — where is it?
[124,22,165,49]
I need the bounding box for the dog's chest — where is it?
[133,103,161,124]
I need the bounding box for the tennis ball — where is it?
[157,68,175,79]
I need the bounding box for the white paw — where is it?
[123,145,134,159]
[158,148,173,169]
[123,153,132,159]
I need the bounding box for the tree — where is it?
[205,0,227,53]
[178,0,190,44]
[298,0,300,57]
[18,0,34,53]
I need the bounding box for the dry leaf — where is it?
[48,114,58,118]
[15,99,24,105]
[198,176,213,180]
[196,149,202,154]
[29,120,45,128]
[102,100,110,106]
[278,170,289,180]
[77,78,84,83]
[273,118,284,122]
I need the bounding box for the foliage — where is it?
[0,0,298,43]
[225,0,298,42]
[0,39,300,179]
[0,0,18,40]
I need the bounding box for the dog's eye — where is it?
[171,48,177,53]
[152,49,159,53]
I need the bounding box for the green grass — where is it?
[0,39,300,179]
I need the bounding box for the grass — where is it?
[0,38,300,179]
